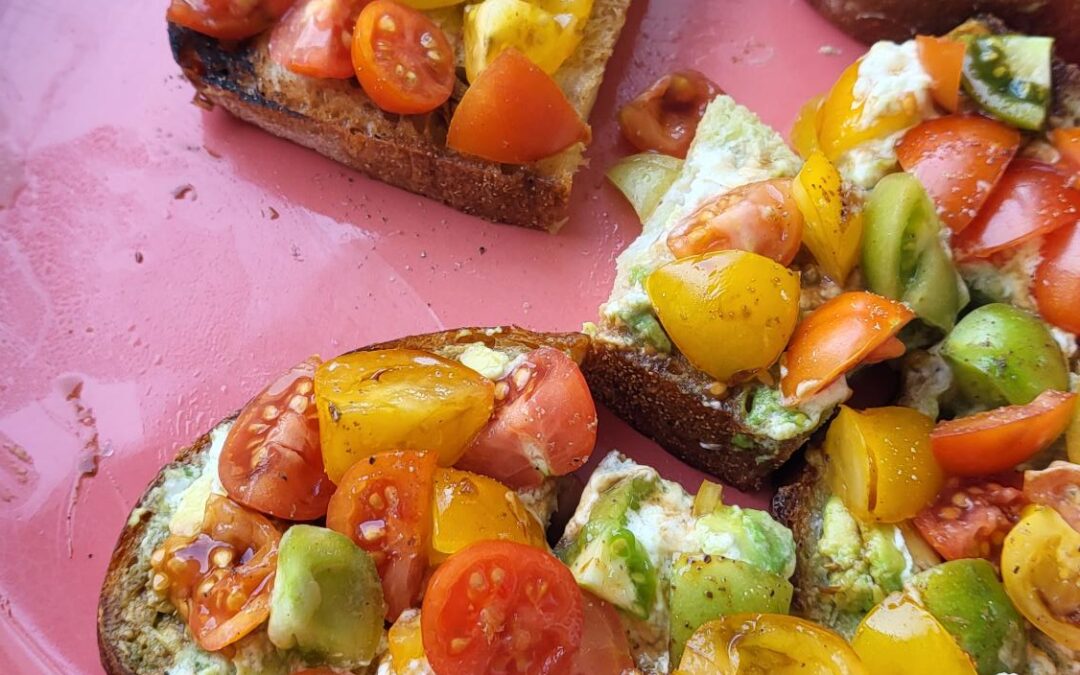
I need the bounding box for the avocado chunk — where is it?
[268,525,384,668]
[911,559,1026,675]
[668,554,793,664]
[941,303,1068,409]
[558,476,660,619]
[963,35,1053,130]
[694,505,796,579]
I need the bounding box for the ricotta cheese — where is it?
[167,421,231,537]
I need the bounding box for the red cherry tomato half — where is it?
[913,475,1027,562]
[1024,461,1080,533]
[896,115,1020,233]
[1035,223,1080,334]
[931,390,1078,476]
[422,540,585,675]
[219,356,334,521]
[326,450,437,620]
[618,70,722,158]
[953,159,1080,260]
[351,0,455,114]
[167,0,297,40]
[456,347,597,489]
[269,0,369,79]
[568,592,636,675]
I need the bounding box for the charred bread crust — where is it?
[362,325,591,364]
[581,339,803,491]
[167,0,632,232]
[771,451,831,622]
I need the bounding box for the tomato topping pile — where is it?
[421,541,584,675]
[168,0,297,40]
[269,0,369,78]
[618,70,721,158]
[913,476,1027,562]
[219,356,334,521]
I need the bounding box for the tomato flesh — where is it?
[269,0,368,78]
[913,475,1026,562]
[896,115,1020,233]
[352,0,455,114]
[915,35,965,112]
[167,0,297,39]
[326,450,437,620]
[219,356,333,521]
[456,347,597,488]
[422,541,584,675]
[931,390,1078,476]
[618,70,721,159]
[1024,461,1080,533]
[1035,223,1080,334]
[568,592,635,675]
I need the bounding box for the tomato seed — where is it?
[490,567,506,585]
[288,394,309,414]
[450,638,471,654]
[151,573,170,593]
[211,547,235,569]
[368,492,386,510]
[226,589,247,612]
[262,405,280,421]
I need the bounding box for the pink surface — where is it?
[0,0,863,672]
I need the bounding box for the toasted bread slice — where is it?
[168,0,631,232]
[97,326,588,675]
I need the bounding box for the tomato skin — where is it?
[326,450,437,621]
[1051,128,1080,186]
[1035,223,1080,334]
[931,390,1078,476]
[455,347,597,488]
[422,541,584,675]
[1024,461,1080,533]
[219,356,333,521]
[351,0,455,114]
[269,0,368,79]
[448,48,590,164]
[568,592,635,675]
[896,115,1020,233]
[953,159,1080,260]
[913,476,1027,562]
[167,0,297,40]
[915,35,965,113]
[618,70,721,159]
[666,179,804,266]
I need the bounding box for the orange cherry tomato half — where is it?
[1024,461,1080,533]
[219,356,334,521]
[448,48,590,164]
[326,450,437,620]
[1035,223,1080,334]
[456,347,597,489]
[913,475,1027,562]
[351,0,455,114]
[568,592,636,675]
[915,36,965,112]
[422,541,585,675]
[618,70,722,159]
[167,0,297,40]
[665,178,804,265]
[780,291,915,404]
[953,159,1080,260]
[151,496,281,651]
[896,115,1020,233]
[931,390,1079,476]
[269,0,368,79]
[1051,128,1080,178]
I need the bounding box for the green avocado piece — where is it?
[911,559,1026,675]
[941,303,1068,408]
[694,505,796,579]
[267,525,384,668]
[668,554,793,664]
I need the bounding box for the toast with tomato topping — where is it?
[167,0,631,232]
[97,326,591,675]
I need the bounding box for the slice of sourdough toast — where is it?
[168,0,631,232]
[97,326,588,675]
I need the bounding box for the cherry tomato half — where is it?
[931,390,1078,476]
[269,0,369,79]
[896,115,1020,233]
[913,475,1027,562]
[1035,223,1080,334]
[167,0,297,39]
[618,70,721,159]
[351,0,455,114]
[1024,461,1080,533]
[219,356,334,521]
[326,450,437,620]
[568,592,636,675]
[422,540,584,675]
[915,35,965,113]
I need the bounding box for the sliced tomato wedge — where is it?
[896,115,1020,233]
[1051,128,1080,180]
[915,35,965,112]
[780,291,915,404]
[421,541,584,675]
[1024,461,1080,533]
[351,0,455,114]
[219,356,334,521]
[167,0,297,39]
[269,0,368,78]
[568,592,635,675]
[666,178,804,265]
[1035,223,1080,334]
[326,450,437,620]
[617,70,722,159]
[151,496,281,651]
[913,475,1027,562]
[953,159,1080,260]
[448,48,590,164]
[931,390,1078,476]
[455,347,597,489]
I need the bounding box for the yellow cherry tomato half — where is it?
[792,151,863,283]
[851,595,977,675]
[1001,505,1080,650]
[645,250,801,383]
[399,0,465,8]
[314,349,495,483]
[790,95,823,160]
[818,60,923,162]
[429,468,547,563]
[674,613,866,675]
[463,0,591,81]
[824,405,944,524]
[388,610,427,668]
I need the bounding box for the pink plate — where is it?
[0,0,862,671]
